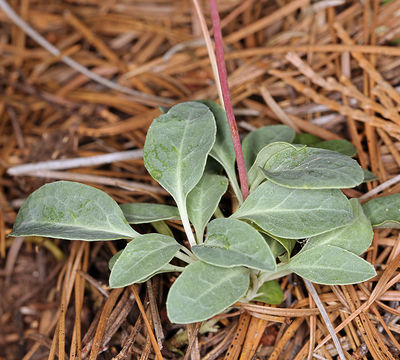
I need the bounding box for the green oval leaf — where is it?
[166,261,250,324]
[362,193,400,228]
[120,203,180,224]
[192,218,276,271]
[313,139,357,157]
[187,174,228,242]
[259,144,364,189]
[109,233,180,288]
[243,125,295,170]
[293,133,321,146]
[288,245,376,285]
[363,169,378,183]
[303,199,373,255]
[144,101,216,206]
[109,249,181,281]
[232,181,353,239]
[253,280,284,305]
[199,100,242,202]
[10,181,139,241]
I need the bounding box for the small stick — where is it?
[7,149,143,176]
[76,270,109,298]
[359,173,400,201]
[17,170,166,195]
[303,279,346,360]
[7,105,25,151]
[260,86,299,132]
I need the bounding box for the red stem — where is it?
[209,0,249,200]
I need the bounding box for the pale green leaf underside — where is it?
[248,142,294,189]
[10,181,139,241]
[242,125,295,170]
[192,218,276,271]
[362,193,400,228]
[143,101,216,204]
[200,100,242,203]
[187,174,228,242]
[259,143,364,189]
[232,181,353,239]
[167,261,250,324]
[303,199,373,255]
[288,245,376,285]
[120,203,180,224]
[109,233,180,288]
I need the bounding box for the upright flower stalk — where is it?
[209,0,249,200]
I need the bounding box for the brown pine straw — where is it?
[89,288,124,359]
[270,69,400,137]
[224,313,251,360]
[239,309,274,360]
[130,285,164,360]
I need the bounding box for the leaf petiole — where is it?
[259,264,292,283]
[179,245,196,259]
[175,250,196,264]
[246,265,292,301]
[177,201,197,247]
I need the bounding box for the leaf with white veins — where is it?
[232,181,353,239]
[167,261,250,324]
[144,102,216,202]
[10,181,139,241]
[109,233,180,287]
[259,143,364,189]
[288,245,376,285]
[362,193,400,228]
[192,218,276,270]
[143,102,216,245]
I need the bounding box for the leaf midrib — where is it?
[196,246,273,270]
[237,207,350,216]
[176,110,203,202]
[14,220,137,237]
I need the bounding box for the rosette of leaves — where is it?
[12,100,397,324]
